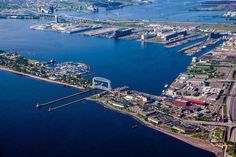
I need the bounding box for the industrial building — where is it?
[157,30,188,42]
[112,28,133,38]
[173,98,190,108]
[164,31,187,41]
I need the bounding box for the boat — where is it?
[164,84,168,88]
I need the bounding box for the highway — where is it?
[185,120,236,127]
[230,127,236,142]
[227,82,236,142]
[185,81,236,142]
[227,83,236,122]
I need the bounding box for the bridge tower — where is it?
[92,77,112,91]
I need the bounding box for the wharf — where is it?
[179,38,221,55]
[165,35,204,48]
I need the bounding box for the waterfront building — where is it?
[112,28,133,38]
[172,125,196,134]
[158,30,187,42]
[148,117,160,125]
[109,100,125,108]
[165,31,187,41]
[141,32,156,40]
[181,98,208,106]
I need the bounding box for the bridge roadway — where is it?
[185,120,236,142]
[215,79,236,83]
[184,120,236,127]
[57,13,90,21]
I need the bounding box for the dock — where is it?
[178,38,222,55]
[178,40,205,53]
[165,34,203,48]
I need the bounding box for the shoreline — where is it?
[0,52,224,157]
[87,98,223,157]
[0,66,85,90]
[0,65,223,156]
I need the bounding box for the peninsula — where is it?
[0,50,91,90]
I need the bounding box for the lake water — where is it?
[71,0,231,23]
[0,1,223,155]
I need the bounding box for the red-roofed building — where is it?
[173,99,190,108]
[181,98,208,106]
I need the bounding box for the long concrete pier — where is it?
[36,89,92,108]
[48,98,86,112]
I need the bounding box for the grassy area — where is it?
[213,128,224,140]
[137,114,148,121]
[198,25,236,32]
[188,66,216,75]
[227,145,236,157]
[191,132,209,139]
[90,94,99,100]
[188,65,225,78]
[163,126,178,133]
[150,37,163,43]
[59,1,74,7]
[223,104,227,115]
[195,116,210,121]
[108,21,140,27]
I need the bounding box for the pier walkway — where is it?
[36,89,93,108]
[48,98,86,112]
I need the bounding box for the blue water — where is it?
[0,19,192,94]
[0,18,217,157]
[66,0,231,23]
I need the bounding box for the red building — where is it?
[181,98,208,106]
[173,99,190,108]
